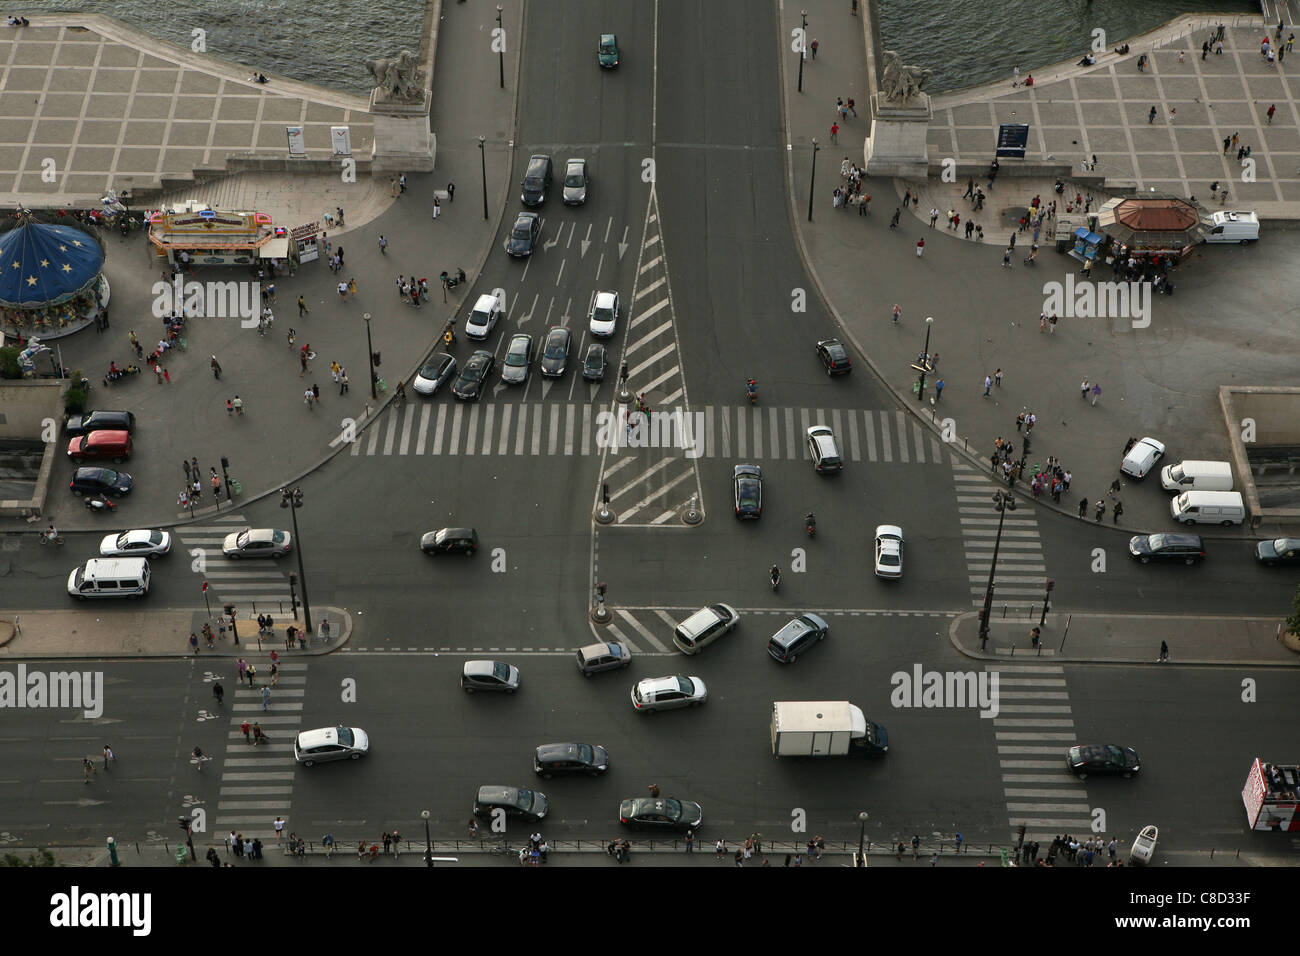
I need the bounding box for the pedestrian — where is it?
[1168,107,1176,123]
[715,838,726,860]
[274,816,286,843]
[241,719,251,743]
[1090,382,1101,406]
[320,619,331,640]
[809,38,818,58]
[391,829,401,856]
[934,378,944,400]
[1080,379,1090,399]
[916,238,924,257]
[994,368,1003,387]
[447,181,456,202]
[399,173,407,193]
[261,685,270,710]
[829,122,838,143]
[210,355,221,379]
[1030,626,1041,648]
[237,657,248,681]
[929,207,939,227]
[983,375,992,397]
[348,277,356,295]
[337,280,347,299]
[83,757,95,784]
[226,398,234,416]
[247,663,257,686]
[213,681,224,704]
[432,195,441,220]
[391,177,399,197]
[232,395,243,416]
[183,459,192,483]
[1001,247,1012,267]
[383,831,392,854]
[1203,41,1210,60]
[1158,640,1169,662]
[911,834,920,860]
[1113,500,1124,523]
[103,745,115,769]
[1049,312,1058,333]
[252,722,265,745]
[1078,498,1088,519]
[312,383,320,403]
[647,783,661,797]
[955,832,963,853]
[846,96,856,116]
[189,632,199,653]
[1148,105,1157,124]
[892,304,901,324]
[1095,499,1106,522]
[339,369,349,394]
[1267,103,1276,124]
[153,363,163,383]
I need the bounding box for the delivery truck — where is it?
[770,701,889,756]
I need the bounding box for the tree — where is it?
[1287,584,1300,638]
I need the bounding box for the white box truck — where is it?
[770,701,889,756]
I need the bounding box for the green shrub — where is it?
[0,346,20,379]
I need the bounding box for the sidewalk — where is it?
[779,2,1300,542]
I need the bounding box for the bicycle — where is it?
[39,530,65,546]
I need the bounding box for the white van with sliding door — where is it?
[67,557,150,599]
[1159,460,1233,492]
[1170,490,1245,526]
[1204,211,1259,244]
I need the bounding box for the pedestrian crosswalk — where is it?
[951,459,1049,608]
[989,663,1093,844]
[173,513,297,612]
[212,661,306,840]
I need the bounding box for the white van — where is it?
[1160,460,1233,492]
[1170,491,1245,526]
[67,557,150,599]
[1205,211,1260,244]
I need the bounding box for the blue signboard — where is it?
[996,124,1030,158]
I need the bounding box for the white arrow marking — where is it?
[618,225,629,260]
[581,223,593,257]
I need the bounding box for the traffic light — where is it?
[221,456,230,470]
[177,816,190,833]
[601,483,610,505]
[224,604,236,617]
[1045,579,1055,592]
[289,572,298,587]
[372,351,381,367]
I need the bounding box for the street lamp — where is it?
[807,138,819,222]
[363,311,377,400]
[798,10,808,93]
[279,485,313,634]
[856,810,869,867]
[478,135,488,221]
[916,316,934,400]
[421,809,433,868]
[978,491,1017,650]
[496,6,505,89]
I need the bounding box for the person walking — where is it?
[929,207,940,227]
[246,663,257,686]
[829,122,838,143]
[274,816,286,844]
[210,355,222,379]
[339,368,349,394]
[1267,103,1277,124]
[83,757,96,784]
[252,722,266,745]
[1080,379,1090,399]
[892,304,902,323]
[1078,498,1088,519]
[261,685,270,711]
[1095,499,1106,522]
[103,745,115,769]
[1002,246,1012,267]
[232,395,244,416]
[715,838,726,861]
[1158,640,1169,662]
[1113,500,1124,524]
[685,829,694,853]
[241,719,251,743]
[1090,382,1102,406]
[983,374,993,397]
[994,368,1003,387]
[305,387,316,410]
[809,38,818,58]
[447,182,456,202]
[934,378,944,401]
[916,238,924,257]
[212,681,224,705]
[1148,105,1157,124]
[297,295,308,317]
[378,234,388,255]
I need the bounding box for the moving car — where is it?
[806,425,843,473]
[534,743,609,778]
[619,797,703,832]
[519,154,553,206]
[582,343,607,382]
[539,326,572,378]
[576,640,631,675]
[588,291,619,337]
[501,333,533,385]
[1120,437,1166,479]
[562,158,589,205]
[1066,744,1141,779]
[1128,533,1205,565]
[98,529,171,558]
[412,353,457,396]
[874,525,903,578]
[767,613,829,663]
[461,660,520,693]
[598,33,620,68]
[222,528,292,559]
[451,350,495,400]
[733,464,762,519]
[473,785,548,822]
[506,211,541,257]
[293,726,370,766]
[70,467,133,497]
[65,410,136,437]
[464,293,503,340]
[420,527,479,555]
[630,675,707,712]
[1255,537,1300,567]
[816,338,852,376]
[673,604,739,655]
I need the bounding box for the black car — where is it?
[1128,533,1204,565]
[540,326,572,378]
[451,350,495,400]
[70,466,133,497]
[506,211,541,257]
[534,742,610,778]
[473,785,548,822]
[816,338,852,376]
[420,527,479,555]
[1255,537,1300,567]
[582,343,607,382]
[619,797,703,832]
[1066,744,1141,779]
[65,410,136,436]
[733,464,762,519]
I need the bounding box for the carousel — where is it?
[0,212,109,343]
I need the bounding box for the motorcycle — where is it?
[805,513,816,538]
[440,267,468,289]
[84,495,117,513]
[746,380,758,405]
[769,566,781,591]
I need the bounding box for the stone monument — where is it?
[863,50,933,176]
[366,49,435,173]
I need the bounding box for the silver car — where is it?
[461,660,520,694]
[98,529,172,558]
[293,726,370,766]
[413,353,457,396]
[576,641,632,675]
[630,675,707,712]
[562,158,589,205]
[501,333,533,385]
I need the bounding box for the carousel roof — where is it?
[1095,196,1209,247]
[0,221,105,309]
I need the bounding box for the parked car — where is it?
[1255,537,1300,566]
[598,33,620,68]
[473,785,548,821]
[588,291,619,337]
[451,350,495,400]
[582,343,607,382]
[1120,437,1166,479]
[413,353,457,396]
[806,425,843,473]
[461,660,520,693]
[98,529,171,558]
[766,613,828,663]
[67,430,131,464]
[70,467,132,497]
[1066,744,1141,779]
[465,293,504,341]
[539,326,572,378]
[534,743,609,778]
[293,726,370,766]
[1128,533,1205,565]
[630,675,707,712]
[506,211,541,257]
[501,333,533,385]
[65,410,136,436]
[222,528,292,559]
[874,525,903,578]
[733,464,762,519]
[816,338,852,376]
[576,640,632,675]
[420,528,478,555]
[562,158,589,205]
[619,797,703,832]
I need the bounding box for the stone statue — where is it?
[880,50,933,103]
[365,49,423,101]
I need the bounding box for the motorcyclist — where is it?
[746,379,757,398]
[805,512,815,532]
[770,565,781,588]
[42,524,58,543]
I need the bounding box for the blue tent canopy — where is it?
[0,221,104,309]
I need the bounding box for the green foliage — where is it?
[1287,584,1300,637]
[64,370,88,414]
[1,848,55,866]
[0,345,21,379]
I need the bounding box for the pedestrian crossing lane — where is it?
[951,459,1049,607]
[172,514,297,608]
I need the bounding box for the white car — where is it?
[98,529,172,558]
[874,525,903,578]
[222,528,292,559]
[588,291,619,337]
[630,675,707,712]
[1120,437,1166,479]
[413,353,457,396]
[293,726,370,766]
[806,425,843,473]
[464,293,503,341]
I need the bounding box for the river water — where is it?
[16,0,1259,95]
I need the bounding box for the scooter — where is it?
[805,513,816,538]
[439,267,467,289]
[769,566,781,591]
[84,495,117,513]
[746,380,758,405]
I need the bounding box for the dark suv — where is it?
[1128,533,1205,565]
[65,410,136,437]
[70,466,133,497]
[520,154,553,206]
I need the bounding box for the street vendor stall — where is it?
[1094,196,1208,266]
[1069,227,1104,264]
[147,202,276,269]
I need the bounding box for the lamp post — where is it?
[279,485,313,634]
[798,10,808,93]
[496,6,505,88]
[807,138,819,222]
[363,312,377,400]
[978,491,1016,650]
[478,135,488,221]
[916,316,934,400]
[856,811,869,867]
[421,809,433,868]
